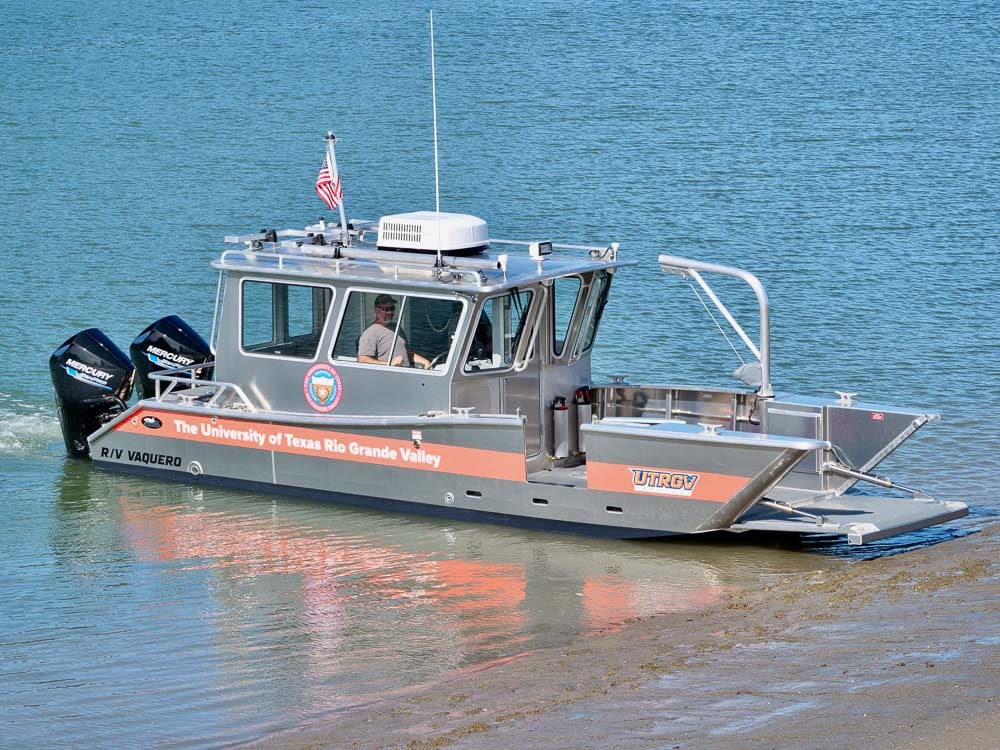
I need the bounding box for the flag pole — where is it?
[430,10,442,266]
[324,131,351,246]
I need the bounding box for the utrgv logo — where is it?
[629,468,700,496]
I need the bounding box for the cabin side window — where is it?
[331,290,463,371]
[241,280,333,359]
[572,271,611,360]
[551,276,583,357]
[464,289,534,372]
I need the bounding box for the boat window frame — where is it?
[237,276,336,364]
[570,270,612,362]
[210,269,227,355]
[327,285,468,377]
[549,274,585,359]
[459,286,542,377]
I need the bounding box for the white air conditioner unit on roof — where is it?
[377,211,489,256]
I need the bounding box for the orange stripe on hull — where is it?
[112,409,526,482]
[586,461,749,503]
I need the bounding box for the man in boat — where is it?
[358,294,432,369]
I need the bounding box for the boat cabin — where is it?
[210,211,623,473]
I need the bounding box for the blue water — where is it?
[2,1,998,746]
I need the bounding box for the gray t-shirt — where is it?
[358,323,410,366]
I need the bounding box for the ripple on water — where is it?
[0,400,62,457]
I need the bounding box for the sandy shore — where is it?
[261,522,998,749]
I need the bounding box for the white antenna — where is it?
[429,10,442,265]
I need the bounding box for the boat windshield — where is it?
[572,271,611,360]
[552,276,582,357]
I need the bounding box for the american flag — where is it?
[315,158,343,209]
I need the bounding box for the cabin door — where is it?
[456,287,542,457]
[502,358,542,457]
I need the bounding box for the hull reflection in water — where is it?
[46,464,821,746]
[115,480,727,651]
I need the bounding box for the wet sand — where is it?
[263,523,998,749]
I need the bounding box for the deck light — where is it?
[529,241,552,259]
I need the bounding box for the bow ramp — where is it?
[731,494,969,545]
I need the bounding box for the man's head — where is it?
[373,294,397,325]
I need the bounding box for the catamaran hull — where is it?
[88,402,826,540]
[90,463,695,539]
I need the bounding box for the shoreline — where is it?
[262,522,998,749]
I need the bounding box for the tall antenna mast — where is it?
[430,10,442,265]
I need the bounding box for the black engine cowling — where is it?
[50,328,135,458]
[130,315,213,400]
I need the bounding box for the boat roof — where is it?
[214,217,631,294]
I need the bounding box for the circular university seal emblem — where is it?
[303,364,343,412]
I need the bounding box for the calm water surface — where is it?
[1,0,998,746]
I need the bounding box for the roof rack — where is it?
[218,218,625,289]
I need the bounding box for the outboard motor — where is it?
[50,329,135,458]
[130,315,213,399]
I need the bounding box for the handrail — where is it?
[658,254,773,398]
[149,362,258,412]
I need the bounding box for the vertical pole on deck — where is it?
[430,10,442,266]
[325,131,351,247]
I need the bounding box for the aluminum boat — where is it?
[49,140,967,545]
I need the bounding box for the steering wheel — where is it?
[427,352,448,369]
